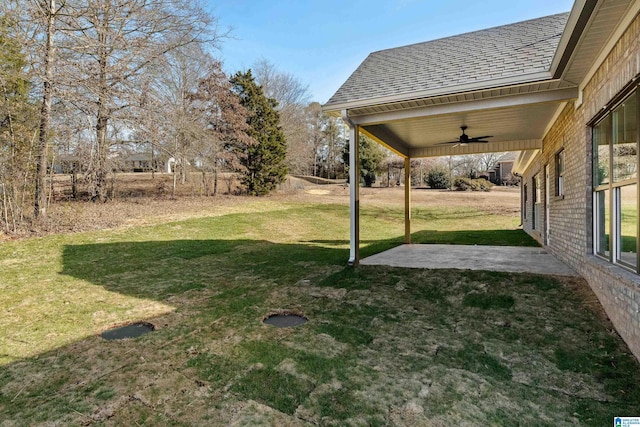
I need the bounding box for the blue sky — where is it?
[206,0,575,104]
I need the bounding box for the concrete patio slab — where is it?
[360,244,578,276]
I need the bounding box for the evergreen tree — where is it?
[342,134,386,187]
[230,70,288,196]
[0,15,37,230]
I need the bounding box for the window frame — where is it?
[532,173,542,231]
[555,148,565,198]
[523,183,527,220]
[591,81,640,273]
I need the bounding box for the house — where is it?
[52,155,81,174]
[110,151,165,173]
[492,152,517,185]
[477,152,517,184]
[323,0,640,360]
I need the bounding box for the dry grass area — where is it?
[4,173,520,241]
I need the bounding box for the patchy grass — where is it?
[1,197,639,425]
[463,292,515,309]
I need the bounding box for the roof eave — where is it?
[513,149,541,175]
[549,0,599,79]
[323,71,552,115]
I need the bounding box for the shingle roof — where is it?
[325,13,570,107]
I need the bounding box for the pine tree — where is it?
[342,134,386,187]
[230,70,288,196]
[0,15,37,230]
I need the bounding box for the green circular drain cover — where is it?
[101,322,154,340]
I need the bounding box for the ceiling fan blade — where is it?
[436,132,493,145]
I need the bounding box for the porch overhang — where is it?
[326,81,578,158]
[323,0,636,266]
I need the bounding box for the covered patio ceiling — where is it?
[351,82,577,157]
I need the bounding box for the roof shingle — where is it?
[325,13,569,107]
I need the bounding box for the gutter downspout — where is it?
[513,172,524,227]
[342,109,360,266]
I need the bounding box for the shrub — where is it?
[454,177,493,192]
[475,178,494,191]
[426,168,451,189]
[454,177,473,191]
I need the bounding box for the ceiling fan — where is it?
[438,126,493,146]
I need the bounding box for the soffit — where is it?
[560,0,636,84]
[362,101,562,158]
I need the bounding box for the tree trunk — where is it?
[151,142,155,180]
[172,168,177,198]
[35,0,56,218]
[90,11,110,203]
[180,155,187,184]
[2,184,9,230]
[92,113,109,202]
[201,170,207,196]
[213,167,218,196]
[71,170,77,199]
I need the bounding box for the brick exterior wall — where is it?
[521,11,640,360]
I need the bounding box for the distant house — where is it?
[52,155,81,174]
[119,153,164,173]
[324,1,640,360]
[52,151,166,174]
[491,152,517,185]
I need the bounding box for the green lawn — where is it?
[1,200,638,425]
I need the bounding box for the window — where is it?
[533,173,542,230]
[555,149,565,197]
[523,184,528,219]
[592,87,639,271]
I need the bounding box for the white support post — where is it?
[404,157,411,244]
[349,124,360,265]
[343,110,360,266]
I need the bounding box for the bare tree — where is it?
[252,59,314,175]
[451,152,506,179]
[476,152,505,172]
[252,58,310,106]
[32,0,64,217]
[56,0,221,202]
[320,113,345,179]
[135,43,214,195]
[191,61,253,196]
[305,102,324,176]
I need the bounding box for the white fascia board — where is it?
[549,0,589,75]
[322,71,552,114]
[350,87,578,126]
[513,149,541,175]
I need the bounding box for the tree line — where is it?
[0,0,347,233]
